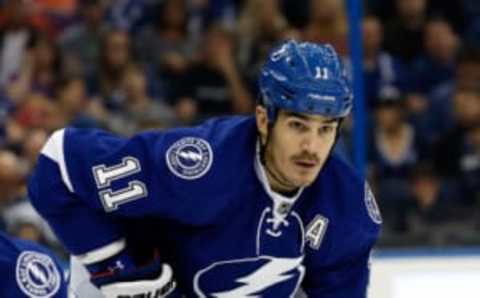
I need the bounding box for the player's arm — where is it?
[28,128,177,297]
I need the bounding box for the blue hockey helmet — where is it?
[259,40,353,121]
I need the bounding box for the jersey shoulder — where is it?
[155,116,258,223]
[59,115,256,189]
[0,233,67,298]
[36,115,258,224]
[323,154,382,231]
[162,115,257,180]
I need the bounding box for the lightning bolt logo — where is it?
[27,262,49,284]
[178,151,203,162]
[166,137,213,179]
[16,251,61,297]
[194,256,305,298]
[211,257,303,298]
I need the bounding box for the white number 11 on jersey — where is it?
[92,157,148,212]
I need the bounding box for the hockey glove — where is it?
[91,258,176,298]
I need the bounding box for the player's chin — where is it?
[290,172,318,188]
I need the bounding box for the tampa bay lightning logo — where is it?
[194,207,306,297]
[15,251,61,298]
[365,182,382,224]
[194,256,304,298]
[166,137,213,180]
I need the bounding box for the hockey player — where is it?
[0,231,68,297]
[28,40,381,297]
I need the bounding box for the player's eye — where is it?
[288,121,308,132]
[319,125,335,135]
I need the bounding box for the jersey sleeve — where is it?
[28,127,174,259]
[27,130,125,262]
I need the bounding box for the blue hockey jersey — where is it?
[28,116,381,297]
[0,232,68,298]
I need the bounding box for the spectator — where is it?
[32,0,79,37]
[0,150,24,231]
[412,47,480,147]
[455,47,480,91]
[134,0,195,99]
[54,75,101,128]
[403,163,462,245]
[104,0,150,33]
[281,0,309,29]
[236,0,290,84]
[175,23,253,123]
[411,18,459,95]
[0,150,26,207]
[108,65,177,135]
[21,128,47,171]
[461,0,480,46]
[302,0,349,57]
[0,148,60,252]
[3,33,62,105]
[370,94,422,178]
[409,164,449,225]
[369,97,420,204]
[11,221,47,244]
[426,0,465,36]
[13,93,63,132]
[88,28,136,111]
[58,0,107,77]
[362,15,408,108]
[188,0,240,33]
[432,87,480,181]
[368,94,422,233]
[383,0,428,64]
[27,33,62,97]
[0,0,39,85]
[458,124,480,208]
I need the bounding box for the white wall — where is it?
[369,253,480,298]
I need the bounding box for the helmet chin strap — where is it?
[260,119,300,194]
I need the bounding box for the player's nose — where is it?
[300,132,321,152]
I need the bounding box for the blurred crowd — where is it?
[0,0,479,257]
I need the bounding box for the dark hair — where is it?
[457,45,480,65]
[54,75,84,94]
[28,32,62,75]
[409,162,438,181]
[372,86,405,109]
[154,0,188,34]
[79,0,101,8]
[98,28,131,71]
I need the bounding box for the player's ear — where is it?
[255,105,268,145]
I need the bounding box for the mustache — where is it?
[291,152,320,163]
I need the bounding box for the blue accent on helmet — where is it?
[259,40,353,121]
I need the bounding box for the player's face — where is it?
[257,107,339,192]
